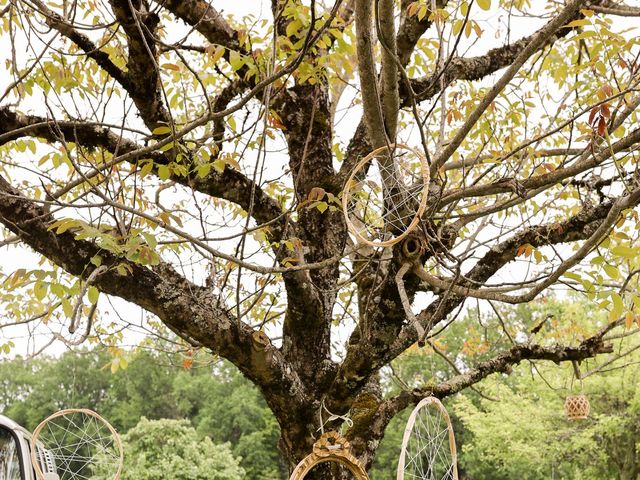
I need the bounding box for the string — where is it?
[401,401,456,480]
[346,147,427,244]
[317,398,353,436]
[34,411,120,480]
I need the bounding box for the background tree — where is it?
[0,348,285,479]
[109,418,245,480]
[1,0,640,475]
[369,297,640,479]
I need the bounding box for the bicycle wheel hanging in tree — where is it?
[31,409,124,480]
[397,396,458,480]
[342,144,429,248]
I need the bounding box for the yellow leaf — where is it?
[139,161,154,178]
[625,312,634,329]
[565,19,590,28]
[208,45,225,64]
[152,125,171,135]
[316,201,328,213]
[477,0,491,11]
[407,2,419,17]
[162,63,181,71]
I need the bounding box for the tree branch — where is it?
[359,330,614,458]
[155,0,244,53]
[589,0,640,16]
[0,174,307,420]
[396,0,448,67]
[108,0,170,129]
[429,0,591,175]
[0,107,286,240]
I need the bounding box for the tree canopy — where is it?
[114,418,245,480]
[1,0,640,474]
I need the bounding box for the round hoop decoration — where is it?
[342,143,429,248]
[31,408,124,480]
[289,431,369,480]
[397,396,458,480]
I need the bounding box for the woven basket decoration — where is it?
[564,394,590,420]
[289,431,369,480]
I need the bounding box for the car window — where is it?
[0,427,23,480]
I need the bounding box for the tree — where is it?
[110,418,245,480]
[370,298,640,479]
[1,0,640,475]
[0,348,284,479]
[455,356,640,480]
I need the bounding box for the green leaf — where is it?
[90,255,103,267]
[34,280,48,301]
[610,292,624,318]
[62,298,73,318]
[563,272,582,282]
[228,51,245,71]
[50,282,65,298]
[142,232,158,249]
[213,159,226,173]
[611,245,636,258]
[157,165,171,180]
[110,358,120,374]
[56,219,79,234]
[88,286,99,304]
[316,201,328,213]
[139,161,154,178]
[196,163,211,178]
[603,264,619,279]
[286,19,302,37]
[565,19,590,28]
[227,116,237,132]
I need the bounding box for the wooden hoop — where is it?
[342,143,429,248]
[397,397,458,480]
[289,431,369,480]
[31,408,124,480]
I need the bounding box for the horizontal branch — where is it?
[440,125,640,205]
[155,0,244,52]
[0,107,286,239]
[0,174,307,419]
[368,333,613,439]
[589,0,640,16]
[415,185,640,303]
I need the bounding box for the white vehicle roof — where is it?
[0,414,31,438]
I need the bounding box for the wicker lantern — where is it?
[564,394,590,420]
[289,431,369,480]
